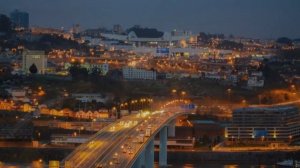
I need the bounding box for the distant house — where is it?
[7,88,30,103]
[122,66,157,80]
[247,71,264,88]
[71,93,109,103]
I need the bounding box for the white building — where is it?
[203,71,224,80]
[247,71,264,88]
[9,89,30,103]
[22,50,47,74]
[71,93,108,103]
[101,30,191,43]
[122,67,156,80]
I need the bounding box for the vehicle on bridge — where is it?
[137,134,144,143]
[145,128,151,137]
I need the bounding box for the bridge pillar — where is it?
[145,138,154,168]
[167,120,176,137]
[133,150,145,168]
[159,126,167,167]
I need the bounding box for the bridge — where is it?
[62,106,195,168]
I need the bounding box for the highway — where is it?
[63,106,193,168]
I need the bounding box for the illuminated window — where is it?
[32,55,41,59]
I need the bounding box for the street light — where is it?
[171,89,177,94]
[79,126,84,135]
[92,118,96,131]
[291,84,295,90]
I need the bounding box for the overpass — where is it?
[62,106,195,168]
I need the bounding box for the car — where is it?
[121,145,127,153]
[128,149,133,155]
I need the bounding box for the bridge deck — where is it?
[63,107,192,168]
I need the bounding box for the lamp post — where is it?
[171,89,177,94]
[181,91,186,97]
[92,118,96,131]
[79,126,84,135]
[289,135,292,144]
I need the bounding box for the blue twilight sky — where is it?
[1,0,300,39]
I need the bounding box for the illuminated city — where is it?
[0,0,300,168]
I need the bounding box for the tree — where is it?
[217,40,243,50]
[29,64,38,74]
[276,37,292,45]
[69,64,88,80]
[89,67,103,82]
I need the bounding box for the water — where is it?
[155,163,276,168]
[0,162,276,168]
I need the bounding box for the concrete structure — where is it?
[159,127,167,167]
[22,50,47,74]
[226,106,300,142]
[63,106,195,168]
[10,9,29,29]
[122,66,157,80]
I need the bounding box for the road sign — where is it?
[156,48,169,54]
[180,104,196,109]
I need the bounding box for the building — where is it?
[10,89,30,103]
[31,27,72,39]
[113,24,123,34]
[71,93,108,103]
[226,106,300,143]
[247,71,264,88]
[10,10,29,29]
[101,27,192,47]
[22,50,47,74]
[122,67,156,80]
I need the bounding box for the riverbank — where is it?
[155,150,300,165]
[0,147,73,163]
[0,147,299,165]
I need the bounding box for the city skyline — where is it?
[1,0,300,39]
[1,0,300,167]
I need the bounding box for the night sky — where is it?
[1,0,300,39]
